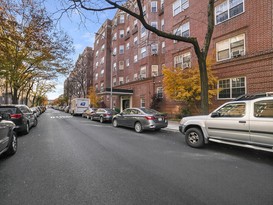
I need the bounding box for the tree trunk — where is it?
[198,56,209,114]
[12,88,18,104]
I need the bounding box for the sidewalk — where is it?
[164,120,180,132]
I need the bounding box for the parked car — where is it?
[0,105,38,134]
[64,106,70,113]
[179,94,273,153]
[90,108,118,123]
[82,108,97,119]
[112,108,168,133]
[0,112,17,156]
[30,107,40,117]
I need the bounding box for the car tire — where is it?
[134,122,143,133]
[185,127,204,148]
[100,117,104,123]
[113,119,119,127]
[23,123,30,135]
[33,118,38,127]
[7,131,17,155]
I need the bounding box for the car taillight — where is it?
[104,113,111,116]
[10,114,22,119]
[145,116,155,120]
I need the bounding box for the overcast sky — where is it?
[44,0,116,100]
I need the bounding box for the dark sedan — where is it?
[0,112,17,157]
[90,108,118,123]
[0,105,38,134]
[112,108,168,133]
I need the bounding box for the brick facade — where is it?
[66,0,273,116]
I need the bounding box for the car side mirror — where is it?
[211,112,220,118]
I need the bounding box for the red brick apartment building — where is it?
[76,0,273,115]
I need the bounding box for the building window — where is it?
[126,42,130,50]
[141,47,147,58]
[119,45,124,54]
[119,61,124,70]
[113,33,117,41]
[151,65,159,77]
[141,25,146,38]
[113,47,117,56]
[140,66,147,78]
[95,51,98,57]
[140,98,145,108]
[151,21,158,29]
[95,62,98,68]
[174,52,191,68]
[157,87,163,98]
[173,0,189,16]
[113,62,117,71]
[100,69,104,76]
[215,0,244,25]
[174,22,190,38]
[151,1,157,12]
[143,5,146,16]
[134,36,138,45]
[161,41,165,53]
[134,19,138,28]
[151,44,158,55]
[119,14,125,24]
[126,76,130,83]
[216,34,245,61]
[119,77,124,85]
[100,82,104,92]
[218,77,246,99]
[101,44,105,51]
[134,54,138,63]
[126,59,130,67]
[119,30,124,38]
[113,77,116,86]
[95,73,98,80]
[134,73,138,80]
[161,19,164,31]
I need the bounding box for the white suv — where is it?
[179,95,273,153]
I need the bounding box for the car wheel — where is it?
[7,131,17,155]
[113,119,119,127]
[185,127,204,148]
[100,117,104,123]
[23,123,30,134]
[134,122,143,133]
[33,118,38,127]
[86,116,89,119]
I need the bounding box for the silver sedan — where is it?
[112,108,168,133]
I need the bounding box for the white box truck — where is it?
[70,98,90,115]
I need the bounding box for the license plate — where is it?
[158,118,162,121]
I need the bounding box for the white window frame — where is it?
[119,45,124,54]
[119,14,125,24]
[217,77,246,99]
[215,0,245,25]
[174,52,191,68]
[140,98,145,108]
[126,59,130,67]
[151,65,159,77]
[119,30,124,38]
[119,77,124,85]
[119,61,124,70]
[151,1,157,12]
[134,54,138,63]
[141,47,147,58]
[216,34,245,62]
[140,66,147,78]
[151,44,158,55]
[151,21,158,29]
[173,0,189,16]
[126,42,130,50]
[157,87,163,98]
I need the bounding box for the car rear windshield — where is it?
[0,107,18,114]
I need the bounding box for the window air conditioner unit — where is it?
[182,62,190,69]
[152,50,158,55]
[231,50,243,58]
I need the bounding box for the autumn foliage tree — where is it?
[0,0,73,104]
[162,61,218,114]
[88,86,100,107]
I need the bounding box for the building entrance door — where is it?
[122,99,130,110]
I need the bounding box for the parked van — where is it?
[70,98,90,116]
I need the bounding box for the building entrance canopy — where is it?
[98,88,133,96]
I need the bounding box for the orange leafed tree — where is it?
[162,60,218,113]
[88,86,100,108]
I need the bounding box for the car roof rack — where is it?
[233,92,273,101]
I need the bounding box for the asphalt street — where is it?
[0,108,273,205]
